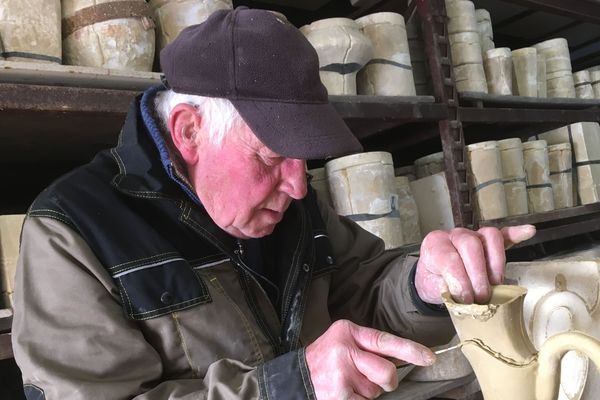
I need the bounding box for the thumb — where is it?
[501,224,536,249]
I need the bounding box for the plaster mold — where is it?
[548,143,574,209]
[511,47,538,97]
[591,70,600,99]
[356,12,415,96]
[149,0,232,52]
[523,140,555,213]
[574,70,595,100]
[410,172,455,235]
[0,0,61,63]
[445,0,478,34]
[308,167,332,207]
[484,47,512,95]
[62,0,155,71]
[475,9,494,55]
[444,285,600,400]
[414,151,445,179]
[454,63,488,94]
[467,141,508,220]
[325,152,404,249]
[498,138,528,216]
[300,18,373,95]
[534,38,575,98]
[0,214,25,308]
[506,261,600,400]
[537,123,600,205]
[394,176,421,244]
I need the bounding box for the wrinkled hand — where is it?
[305,320,434,400]
[416,225,536,304]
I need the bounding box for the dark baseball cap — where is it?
[160,7,363,160]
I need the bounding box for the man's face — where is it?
[190,123,308,239]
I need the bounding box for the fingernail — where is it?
[422,349,436,365]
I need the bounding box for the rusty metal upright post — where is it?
[416,0,473,228]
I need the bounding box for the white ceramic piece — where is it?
[149,0,232,52]
[62,0,155,71]
[548,143,573,209]
[484,47,512,95]
[326,152,404,249]
[505,260,600,400]
[414,152,445,179]
[498,138,528,216]
[512,48,537,97]
[410,172,455,236]
[356,12,416,96]
[0,214,25,308]
[467,141,508,220]
[0,0,61,63]
[523,140,555,213]
[300,18,374,95]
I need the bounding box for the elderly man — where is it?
[12,7,534,400]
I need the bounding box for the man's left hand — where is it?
[415,225,536,304]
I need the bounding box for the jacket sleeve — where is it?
[318,198,455,347]
[12,217,315,400]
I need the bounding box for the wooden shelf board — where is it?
[479,202,600,247]
[460,92,600,110]
[498,0,600,25]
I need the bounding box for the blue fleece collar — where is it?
[140,85,201,205]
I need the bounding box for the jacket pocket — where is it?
[113,256,212,320]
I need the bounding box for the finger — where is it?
[477,227,505,285]
[347,393,368,400]
[501,224,536,248]
[414,262,448,304]
[449,228,490,304]
[349,324,435,367]
[352,349,398,392]
[350,370,384,399]
[421,230,474,304]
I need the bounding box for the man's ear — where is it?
[168,104,203,165]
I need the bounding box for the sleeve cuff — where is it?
[258,348,316,400]
[408,260,449,317]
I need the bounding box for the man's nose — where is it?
[280,159,308,199]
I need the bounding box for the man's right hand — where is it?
[305,320,435,399]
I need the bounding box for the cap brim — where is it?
[230,99,363,160]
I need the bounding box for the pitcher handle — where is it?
[537,331,600,400]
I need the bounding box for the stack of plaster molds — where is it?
[406,16,431,95]
[326,152,405,249]
[475,9,494,56]
[534,38,576,98]
[484,47,512,95]
[536,123,600,205]
[62,0,156,71]
[511,47,538,97]
[505,260,600,400]
[410,172,455,236]
[573,70,595,99]
[467,141,508,220]
[150,0,232,53]
[589,66,600,99]
[498,138,528,216]
[446,0,488,93]
[548,143,574,209]
[0,0,61,64]
[0,215,25,309]
[523,140,555,213]
[300,18,373,95]
[356,12,416,96]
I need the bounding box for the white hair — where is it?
[154,89,244,146]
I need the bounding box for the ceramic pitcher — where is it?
[444,285,600,400]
